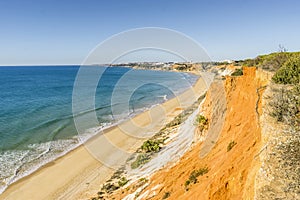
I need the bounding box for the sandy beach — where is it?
[0,72,211,200]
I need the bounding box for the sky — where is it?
[0,0,300,65]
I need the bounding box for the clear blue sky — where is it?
[0,0,299,65]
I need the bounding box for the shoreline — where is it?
[0,67,196,194]
[0,70,211,200]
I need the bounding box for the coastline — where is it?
[0,71,211,200]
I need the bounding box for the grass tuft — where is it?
[227,141,237,152]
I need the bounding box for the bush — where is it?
[231,68,243,76]
[235,52,300,71]
[131,153,151,169]
[162,192,171,199]
[256,52,290,71]
[141,140,161,153]
[184,180,191,187]
[118,177,129,187]
[272,55,300,85]
[101,183,119,193]
[133,177,148,188]
[242,52,292,71]
[269,85,300,129]
[195,115,208,131]
[166,115,183,127]
[185,167,209,190]
[227,141,237,152]
[189,167,209,182]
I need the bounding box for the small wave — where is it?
[157,95,168,101]
[22,102,120,136]
[48,120,69,140]
[22,117,65,134]
[0,120,118,195]
[131,95,146,102]
[0,139,78,194]
[72,102,121,118]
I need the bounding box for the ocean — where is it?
[0,65,198,193]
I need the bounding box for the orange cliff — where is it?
[111,67,269,200]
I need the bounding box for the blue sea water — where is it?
[0,65,197,193]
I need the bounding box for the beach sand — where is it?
[0,73,210,200]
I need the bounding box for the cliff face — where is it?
[105,67,272,200]
[125,67,268,200]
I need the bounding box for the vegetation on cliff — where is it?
[184,167,209,191]
[251,51,300,199]
[231,68,243,76]
[269,85,300,129]
[227,140,237,152]
[269,53,300,130]
[235,51,300,71]
[272,55,300,84]
[194,114,208,131]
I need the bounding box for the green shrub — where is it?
[141,140,161,153]
[185,167,209,190]
[166,115,183,127]
[162,192,171,199]
[118,177,129,187]
[241,52,292,71]
[195,115,208,131]
[227,141,237,152]
[269,85,300,129]
[189,167,209,182]
[189,171,198,184]
[135,177,148,188]
[272,55,300,85]
[139,177,148,182]
[231,68,243,76]
[184,180,191,187]
[235,52,300,71]
[101,183,119,193]
[255,52,290,71]
[131,153,151,169]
